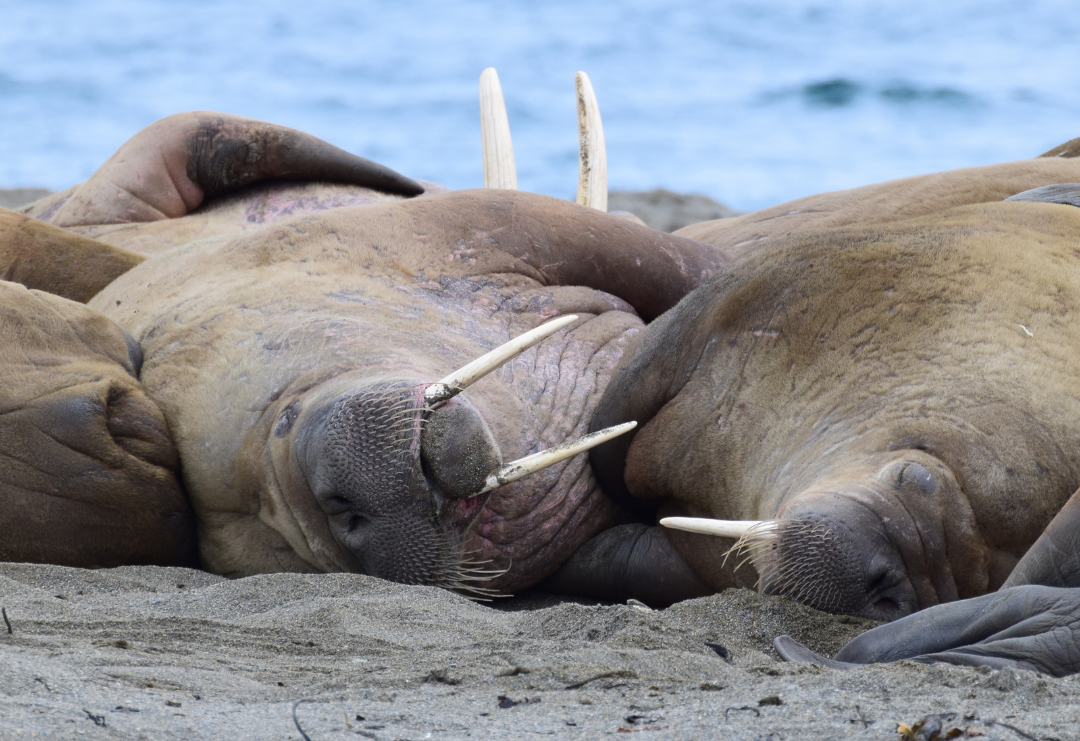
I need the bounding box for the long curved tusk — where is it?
[425,315,578,405]
[479,67,518,190]
[575,71,608,212]
[476,421,637,495]
[660,517,777,539]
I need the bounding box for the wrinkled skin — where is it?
[0,111,430,570]
[0,280,196,567]
[591,198,1080,619]
[776,485,1080,676]
[84,188,725,591]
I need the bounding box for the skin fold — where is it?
[0,280,197,568]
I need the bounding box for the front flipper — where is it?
[776,487,1080,676]
[49,111,423,227]
[537,523,712,607]
[776,587,1080,676]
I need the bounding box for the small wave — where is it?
[763,78,980,109]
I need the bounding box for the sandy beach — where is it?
[1,561,1076,740]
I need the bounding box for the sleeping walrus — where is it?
[9,89,730,594]
[586,189,1080,620]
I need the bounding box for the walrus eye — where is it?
[891,462,938,495]
[274,403,300,437]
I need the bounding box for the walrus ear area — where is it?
[0,208,145,302]
[1005,183,1080,208]
[50,111,424,227]
[423,190,729,321]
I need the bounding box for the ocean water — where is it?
[1,0,1077,212]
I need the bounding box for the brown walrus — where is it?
[587,194,1080,619]
[0,278,196,567]
[81,187,724,591]
[676,141,1080,255]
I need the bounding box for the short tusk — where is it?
[425,315,578,405]
[575,71,608,212]
[476,421,637,495]
[660,517,777,539]
[479,67,518,190]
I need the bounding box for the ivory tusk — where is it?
[476,421,637,495]
[575,71,608,212]
[479,68,518,190]
[424,315,578,405]
[659,517,777,539]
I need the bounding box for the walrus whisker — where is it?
[475,421,637,495]
[424,315,578,405]
[479,67,518,190]
[575,71,608,212]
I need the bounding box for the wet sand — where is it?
[1,562,1076,740]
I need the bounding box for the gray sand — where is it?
[1,563,1076,740]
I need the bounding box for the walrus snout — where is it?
[760,497,919,622]
[286,377,503,590]
[420,397,502,500]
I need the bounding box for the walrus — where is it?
[585,194,1080,619]
[675,139,1080,254]
[0,110,439,570]
[79,188,723,591]
[6,83,728,592]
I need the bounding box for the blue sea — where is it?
[1,1,1077,212]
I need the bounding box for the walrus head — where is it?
[737,452,984,621]
[255,314,637,596]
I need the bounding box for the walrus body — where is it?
[82,190,723,590]
[591,199,1080,620]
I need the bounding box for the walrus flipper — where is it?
[1004,183,1080,208]
[537,524,712,607]
[50,111,424,227]
[778,586,1080,676]
[0,207,145,301]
